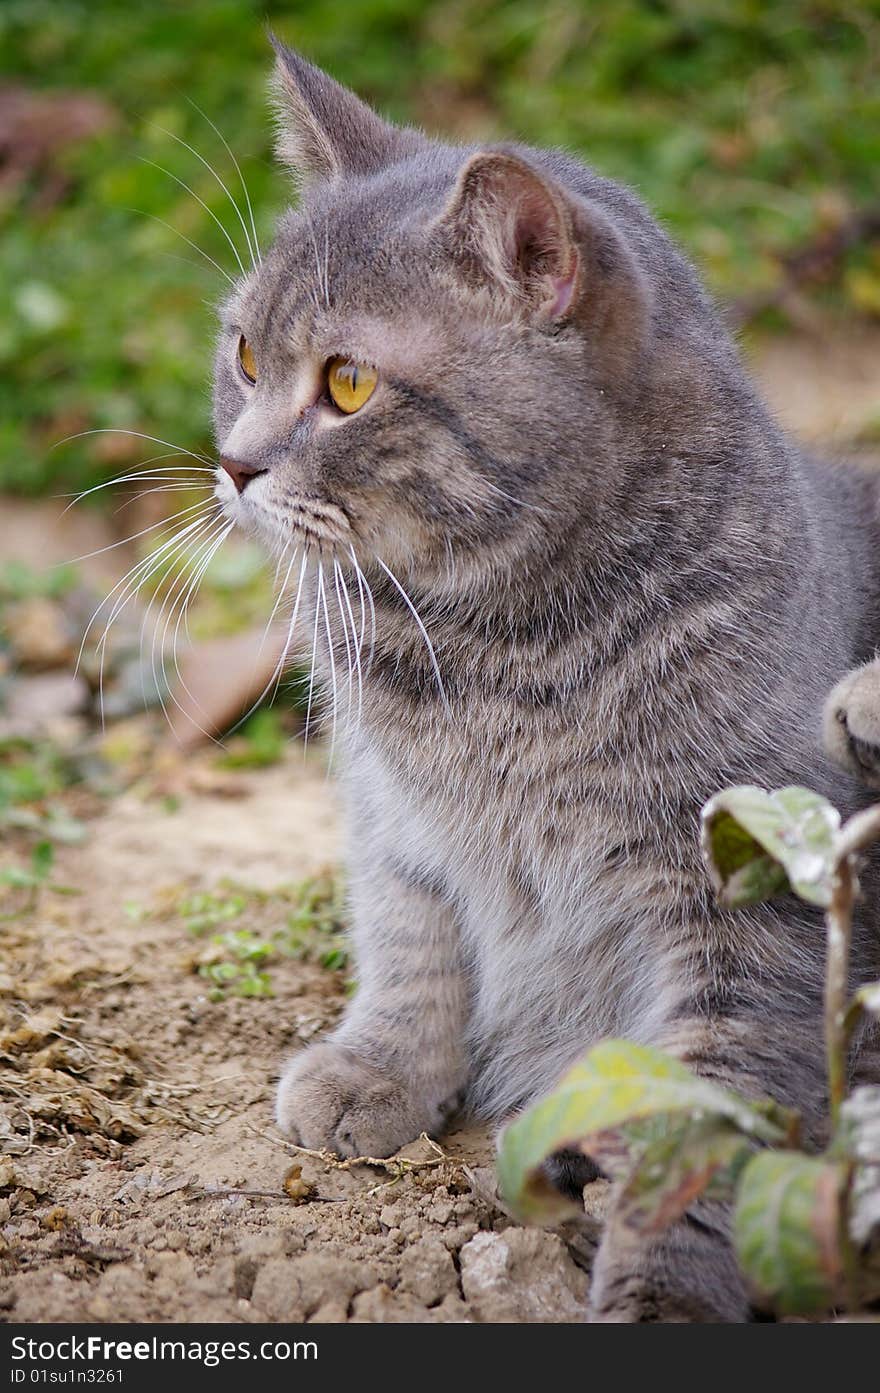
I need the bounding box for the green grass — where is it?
[1,0,877,499]
[0,735,87,842]
[167,872,349,1000]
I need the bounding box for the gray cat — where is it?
[211,40,880,1321]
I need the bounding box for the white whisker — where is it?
[111,483,210,517]
[139,158,247,277]
[334,557,361,727]
[142,513,228,724]
[156,517,234,735]
[126,208,237,286]
[374,556,450,714]
[64,497,212,565]
[348,543,376,670]
[302,212,325,313]
[151,123,259,271]
[91,511,220,724]
[52,429,214,468]
[61,467,210,517]
[303,561,323,752]
[76,505,219,679]
[317,561,338,767]
[226,549,308,739]
[186,97,262,265]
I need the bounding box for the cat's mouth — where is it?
[216,469,353,553]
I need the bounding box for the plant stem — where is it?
[825,858,854,1133]
[826,803,880,1132]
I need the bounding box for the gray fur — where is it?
[212,42,880,1321]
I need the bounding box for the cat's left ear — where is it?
[269,35,422,185]
[437,151,581,321]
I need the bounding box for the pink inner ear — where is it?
[547,265,577,319]
[506,177,577,319]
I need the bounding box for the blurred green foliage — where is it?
[1,0,877,498]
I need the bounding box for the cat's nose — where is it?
[219,455,267,495]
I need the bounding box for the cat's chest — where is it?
[345,687,692,898]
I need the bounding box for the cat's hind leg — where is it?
[823,658,880,787]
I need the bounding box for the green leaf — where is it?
[497,1039,784,1224]
[701,784,840,908]
[30,840,54,883]
[734,1152,846,1313]
[617,1116,751,1235]
[0,839,54,891]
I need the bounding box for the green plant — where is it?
[0,839,78,916]
[280,871,349,971]
[176,886,249,936]
[217,707,286,769]
[1,2,878,500]
[0,736,87,844]
[198,927,274,1000]
[497,784,880,1317]
[174,872,348,999]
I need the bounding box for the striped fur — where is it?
[211,45,880,1320]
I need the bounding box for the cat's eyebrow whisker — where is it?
[317,561,338,769]
[302,211,327,312]
[322,220,331,310]
[185,96,261,264]
[185,96,262,265]
[374,556,450,715]
[150,123,259,271]
[127,207,237,287]
[138,158,248,278]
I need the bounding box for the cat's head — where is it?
[213,40,658,591]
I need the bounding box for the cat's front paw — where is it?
[276,1041,443,1158]
[824,660,880,788]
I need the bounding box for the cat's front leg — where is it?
[276,853,468,1158]
[588,1007,825,1322]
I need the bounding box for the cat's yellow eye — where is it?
[238,334,257,384]
[327,357,378,414]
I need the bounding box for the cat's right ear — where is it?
[269,35,421,185]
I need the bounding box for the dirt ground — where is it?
[1,330,878,1324]
[0,751,607,1324]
